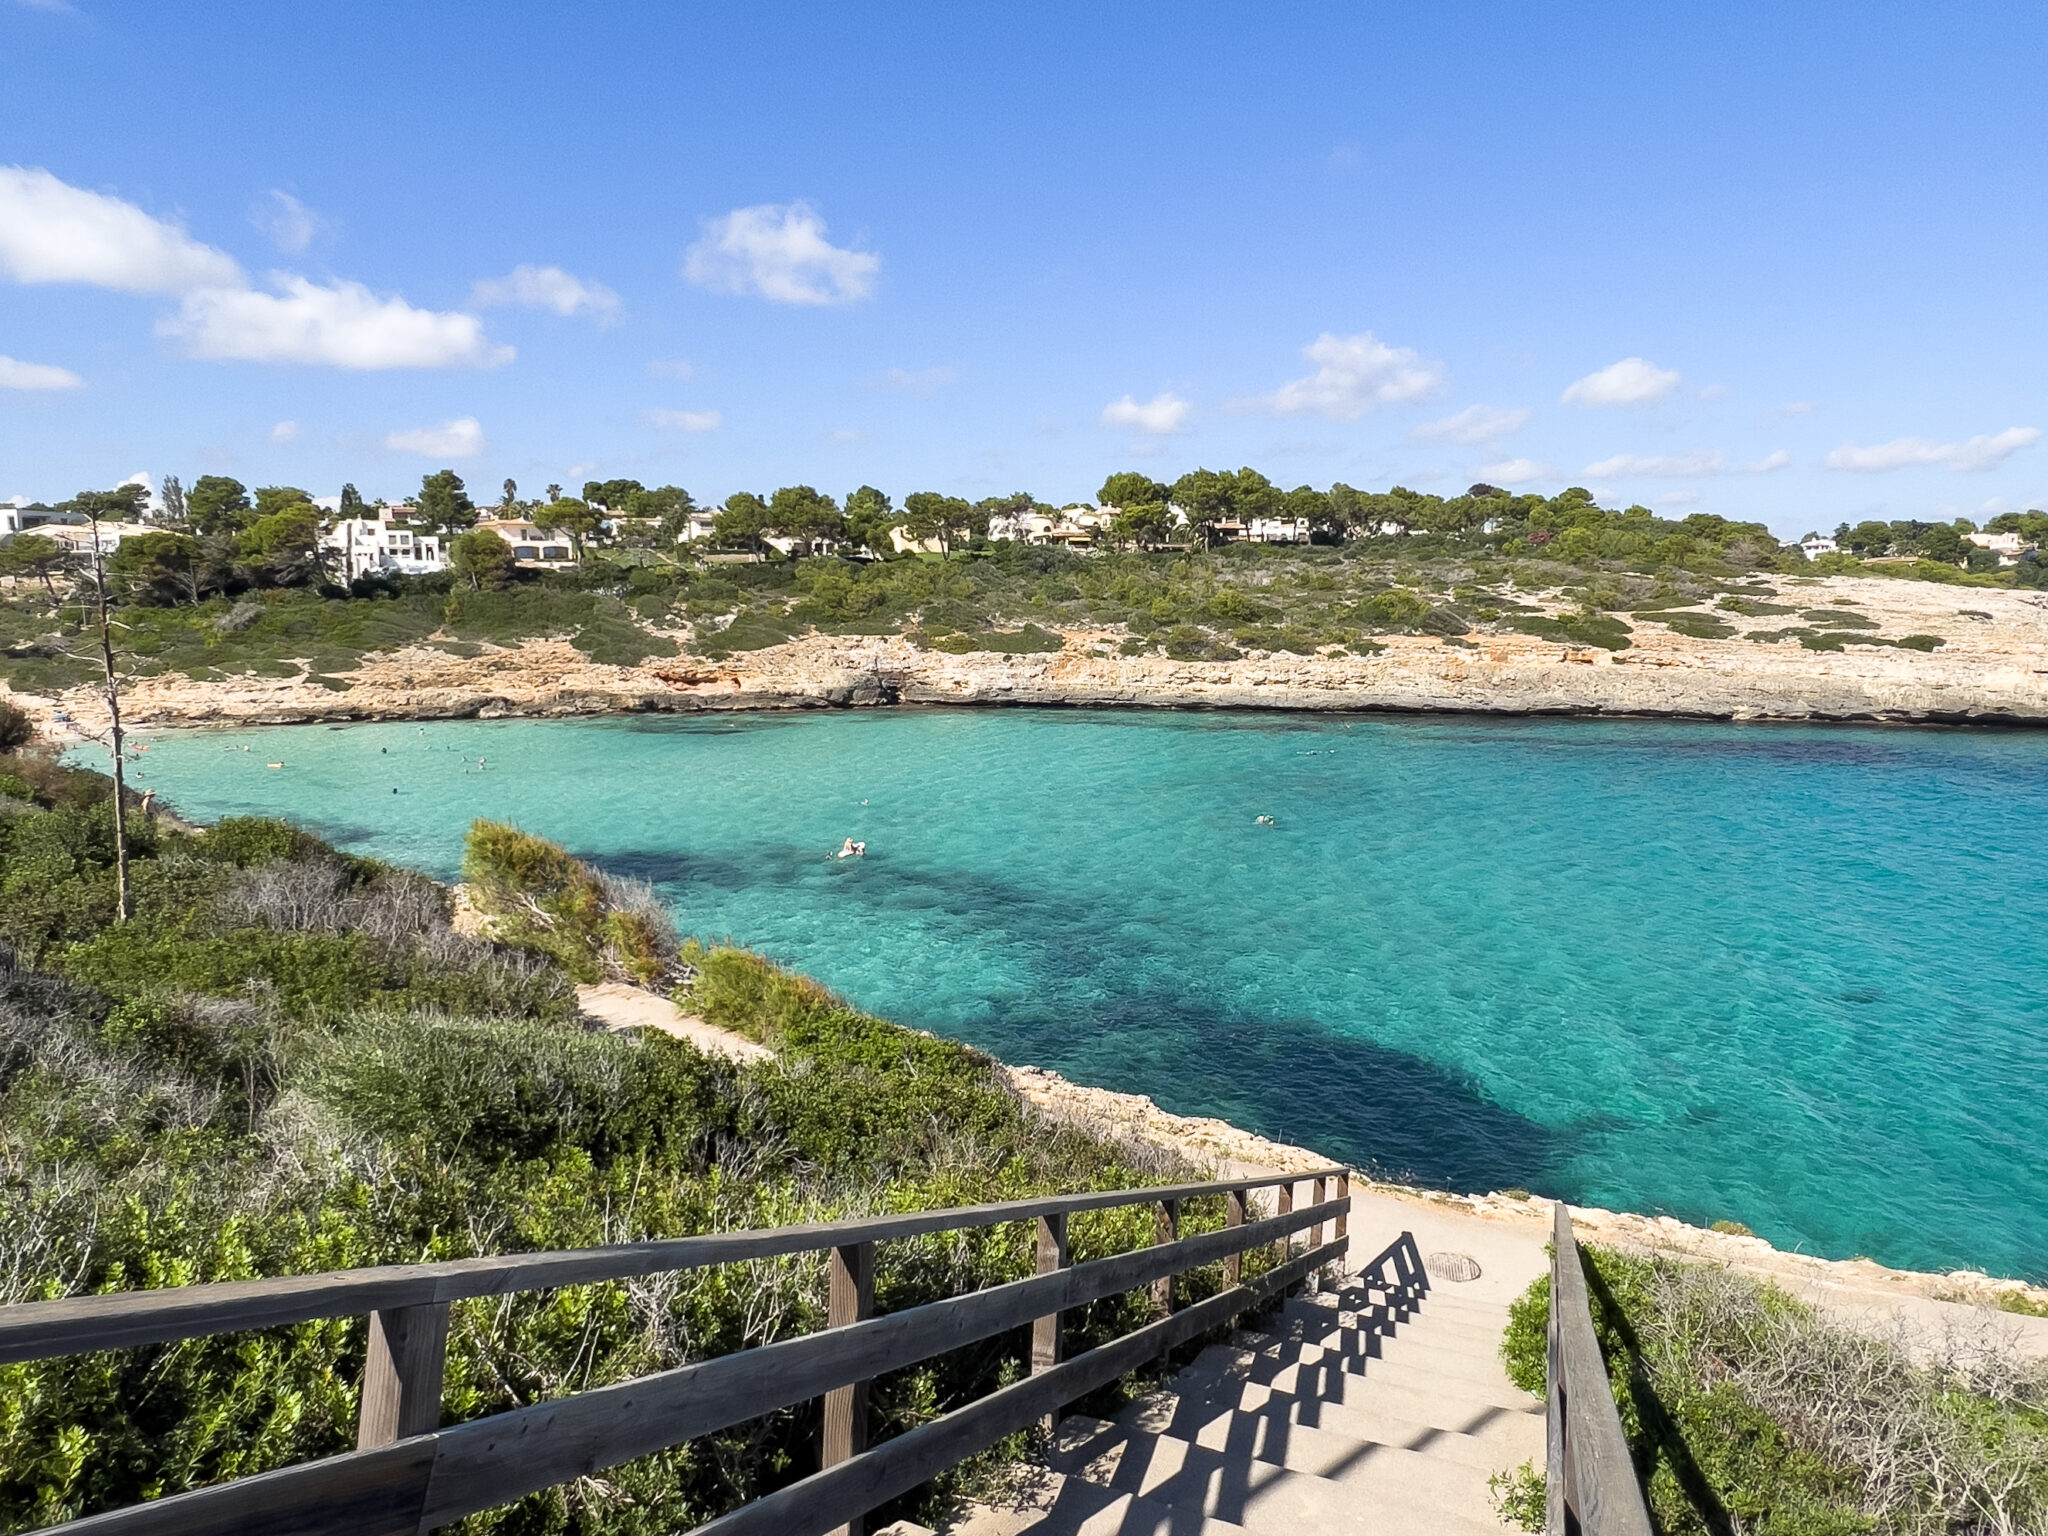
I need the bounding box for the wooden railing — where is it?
[4,1167,1353,1536]
[1545,1203,1653,1536]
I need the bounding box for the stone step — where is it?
[1052,1415,1511,1536]
[1309,1288,1512,1333]
[1237,1328,1529,1404]
[943,1468,1250,1536]
[1117,1382,1535,1473]
[1273,1304,1515,1381]
[1193,1341,1544,1419]
[1173,1344,1545,1452]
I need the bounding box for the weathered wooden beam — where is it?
[688,1238,1350,1536]
[822,1241,875,1536]
[46,1200,1343,1536]
[1150,1200,1179,1316]
[1310,1176,1327,1249]
[1030,1211,1069,1437]
[1549,1202,1653,1536]
[356,1303,449,1449]
[0,1168,1351,1366]
[1223,1191,1246,1285]
[49,1439,436,1536]
[1333,1171,1348,1242]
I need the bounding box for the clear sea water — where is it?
[115,709,2048,1281]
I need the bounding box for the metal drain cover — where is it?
[1427,1251,1482,1282]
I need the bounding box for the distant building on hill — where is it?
[1967,530,2031,565]
[475,516,577,568]
[320,517,447,579]
[1797,536,1839,559]
[40,520,154,557]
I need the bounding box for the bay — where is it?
[118,708,2048,1280]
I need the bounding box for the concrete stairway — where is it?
[930,1261,1541,1536]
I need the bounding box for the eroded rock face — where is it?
[16,574,2048,732]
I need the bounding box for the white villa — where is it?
[1967,530,2032,565]
[1798,536,1839,558]
[40,520,155,557]
[475,517,577,568]
[320,514,447,580]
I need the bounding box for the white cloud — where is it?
[0,354,82,390]
[270,420,300,443]
[1477,458,1549,486]
[1561,357,1681,407]
[0,164,243,293]
[828,428,861,444]
[871,365,957,395]
[1775,401,1815,417]
[646,408,721,433]
[1824,429,2039,473]
[249,190,323,255]
[1696,383,1728,401]
[0,168,507,374]
[385,416,484,458]
[1248,331,1446,420]
[646,358,694,379]
[163,276,511,369]
[1583,449,1726,478]
[1582,446,1794,478]
[471,263,620,323]
[683,202,878,306]
[1410,403,1529,444]
[1100,391,1189,435]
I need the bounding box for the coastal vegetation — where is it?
[0,469,2019,696]
[0,725,1273,1532]
[1495,1250,2048,1534]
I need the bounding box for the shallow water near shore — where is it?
[120,708,2048,1280]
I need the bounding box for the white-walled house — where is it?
[475,517,577,568]
[1798,536,1839,559]
[41,520,155,557]
[320,517,447,579]
[1967,530,2032,565]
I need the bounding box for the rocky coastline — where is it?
[9,573,2048,735]
[1003,1057,2048,1334]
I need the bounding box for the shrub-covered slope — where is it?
[0,746,1233,1534]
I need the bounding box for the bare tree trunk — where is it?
[87,515,131,922]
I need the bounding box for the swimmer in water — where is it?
[835,838,867,859]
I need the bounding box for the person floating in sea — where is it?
[1255,814,1275,826]
[835,838,867,859]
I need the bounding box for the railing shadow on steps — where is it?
[0,1166,1355,1536]
[1546,1202,1655,1536]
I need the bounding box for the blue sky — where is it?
[3,1,2045,535]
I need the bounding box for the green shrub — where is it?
[462,820,676,984]
[1498,1249,2048,1535]
[198,816,324,868]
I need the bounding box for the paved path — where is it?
[573,981,773,1064]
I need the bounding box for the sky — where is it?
[3,1,2046,537]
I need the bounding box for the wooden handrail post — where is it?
[1310,1175,1327,1249]
[1275,1179,1294,1265]
[1151,1200,1179,1317]
[823,1239,875,1536]
[1224,1190,1246,1285]
[1334,1171,1348,1242]
[1031,1212,1068,1435]
[355,1302,449,1448]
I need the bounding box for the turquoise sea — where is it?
[117,709,2048,1281]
